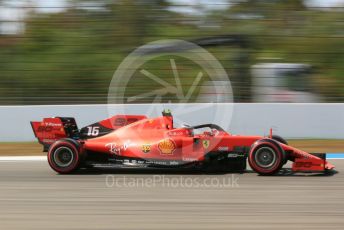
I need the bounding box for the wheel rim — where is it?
[53,147,74,168]
[254,147,277,168]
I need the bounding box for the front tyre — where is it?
[248,141,285,176]
[48,140,81,174]
[272,135,290,165]
[272,135,288,145]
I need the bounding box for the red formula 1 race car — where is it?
[31,110,335,175]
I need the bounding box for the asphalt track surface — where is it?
[0,159,343,230]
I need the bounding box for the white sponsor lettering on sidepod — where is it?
[105,143,121,155]
[218,146,229,151]
[123,140,136,150]
[106,140,136,155]
[182,157,198,162]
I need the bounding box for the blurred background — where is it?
[0,0,343,104]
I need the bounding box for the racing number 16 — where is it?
[87,126,100,136]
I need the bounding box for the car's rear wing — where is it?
[31,117,78,152]
[31,115,148,152]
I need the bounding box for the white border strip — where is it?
[0,156,46,161]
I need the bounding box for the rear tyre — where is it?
[248,141,285,176]
[48,139,81,174]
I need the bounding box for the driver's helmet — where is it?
[162,109,172,117]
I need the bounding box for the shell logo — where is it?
[158,139,176,155]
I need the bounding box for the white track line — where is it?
[0,156,46,161]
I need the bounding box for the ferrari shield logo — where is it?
[202,140,210,149]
